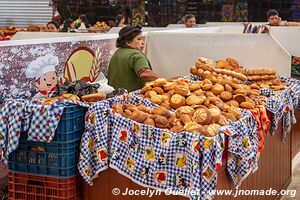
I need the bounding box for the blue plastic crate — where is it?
[8,139,80,178]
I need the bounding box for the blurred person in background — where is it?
[267,9,281,26]
[61,18,75,32]
[184,14,197,28]
[79,14,90,28]
[115,15,126,27]
[46,21,60,32]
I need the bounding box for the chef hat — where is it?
[25,54,59,80]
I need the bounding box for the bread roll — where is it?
[192,106,211,125]
[170,94,185,109]
[81,93,105,102]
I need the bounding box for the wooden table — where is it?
[84,119,292,200]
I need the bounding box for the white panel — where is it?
[0,0,52,27]
[269,26,300,57]
[147,32,291,78]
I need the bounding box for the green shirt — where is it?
[108,48,152,92]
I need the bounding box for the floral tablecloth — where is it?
[78,94,226,200]
[0,99,89,164]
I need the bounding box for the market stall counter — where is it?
[292,110,300,158]
[83,119,291,200]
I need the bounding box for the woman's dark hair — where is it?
[184,14,196,23]
[116,25,142,48]
[79,14,88,22]
[115,15,125,26]
[267,9,279,19]
[61,18,74,32]
[47,20,60,29]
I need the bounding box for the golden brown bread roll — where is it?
[140,85,152,94]
[220,91,233,101]
[209,108,221,123]
[123,104,138,112]
[170,125,184,133]
[153,78,168,87]
[186,95,205,105]
[151,106,171,119]
[189,82,202,92]
[42,98,58,105]
[202,83,213,91]
[233,94,247,104]
[167,90,175,96]
[130,110,149,123]
[176,106,195,117]
[163,82,177,91]
[144,118,155,126]
[170,94,185,109]
[195,60,214,72]
[123,109,133,118]
[192,106,211,125]
[81,93,105,102]
[240,102,255,109]
[211,84,225,95]
[233,89,247,95]
[153,87,164,94]
[227,107,242,120]
[150,95,164,105]
[152,115,169,128]
[174,86,191,96]
[247,68,276,76]
[206,123,221,137]
[190,66,198,75]
[193,89,205,96]
[226,100,240,108]
[250,84,260,90]
[221,112,237,122]
[180,114,193,125]
[184,122,206,134]
[160,101,172,110]
[216,60,230,69]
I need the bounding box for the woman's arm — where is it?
[139,69,160,82]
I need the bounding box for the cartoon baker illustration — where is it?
[25,54,59,99]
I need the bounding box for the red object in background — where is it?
[8,171,82,200]
[0,36,12,41]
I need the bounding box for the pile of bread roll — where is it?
[191,58,248,84]
[112,103,229,137]
[246,68,289,91]
[42,92,106,105]
[42,93,80,105]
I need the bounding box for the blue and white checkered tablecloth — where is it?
[78,94,226,200]
[219,109,258,189]
[264,77,300,141]
[0,99,89,164]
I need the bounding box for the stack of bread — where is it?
[141,77,260,110]
[112,103,229,137]
[42,92,107,105]
[89,22,110,32]
[42,93,80,105]
[190,58,248,84]
[246,68,289,91]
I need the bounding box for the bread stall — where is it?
[1,27,299,200]
[265,26,300,159]
[81,30,300,200]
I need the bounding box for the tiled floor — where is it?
[281,153,300,200]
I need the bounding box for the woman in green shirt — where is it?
[108,25,160,92]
